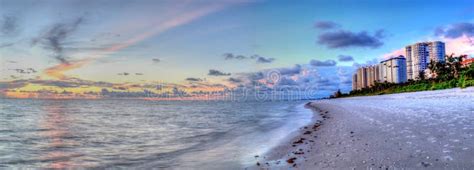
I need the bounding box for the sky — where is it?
[1,0,474,99]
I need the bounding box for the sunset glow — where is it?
[1,0,473,100]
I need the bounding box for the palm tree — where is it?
[428,59,440,80]
[452,55,466,79]
[418,70,426,81]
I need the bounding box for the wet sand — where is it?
[252,87,474,169]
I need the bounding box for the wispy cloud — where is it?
[1,15,18,36]
[223,53,275,64]
[43,59,90,80]
[314,20,340,30]
[0,43,14,48]
[223,53,246,60]
[32,17,84,64]
[118,72,130,76]
[42,2,237,80]
[152,58,161,63]
[254,55,275,63]
[11,68,37,74]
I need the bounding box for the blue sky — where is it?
[1,0,473,99]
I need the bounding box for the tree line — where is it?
[330,54,474,98]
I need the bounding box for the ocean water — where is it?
[0,99,313,169]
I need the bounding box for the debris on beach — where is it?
[312,124,321,130]
[294,151,304,155]
[287,157,297,164]
[420,161,432,167]
[293,138,305,144]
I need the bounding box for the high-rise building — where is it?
[352,56,407,90]
[428,41,446,63]
[405,41,445,80]
[356,67,368,90]
[379,62,387,82]
[367,66,375,87]
[375,64,381,83]
[405,45,413,80]
[352,41,444,90]
[352,73,358,91]
[381,56,407,84]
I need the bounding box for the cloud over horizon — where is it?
[255,55,275,63]
[223,53,275,64]
[337,55,354,62]
[186,77,203,82]
[225,64,352,97]
[208,69,231,76]
[310,59,337,67]
[152,58,161,63]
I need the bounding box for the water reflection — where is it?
[39,101,76,168]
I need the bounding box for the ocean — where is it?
[0,99,313,169]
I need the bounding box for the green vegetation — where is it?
[332,55,474,98]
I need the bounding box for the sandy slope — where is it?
[254,87,474,169]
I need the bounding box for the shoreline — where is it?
[251,102,330,168]
[254,87,474,169]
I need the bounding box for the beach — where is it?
[256,87,474,169]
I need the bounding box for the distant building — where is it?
[375,64,382,83]
[380,56,407,84]
[428,41,446,63]
[352,73,358,91]
[406,41,445,80]
[378,63,387,82]
[367,66,373,87]
[352,41,444,91]
[356,67,368,90]
[461,58,474,68]
[352,56,407,90]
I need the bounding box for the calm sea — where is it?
[0,99,313,169]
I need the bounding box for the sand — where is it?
[252,87,474,169]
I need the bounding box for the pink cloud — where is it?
[379,34,474,62]
[42,2,239,80]
[381,47,405,60]
[442,35,474,56]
